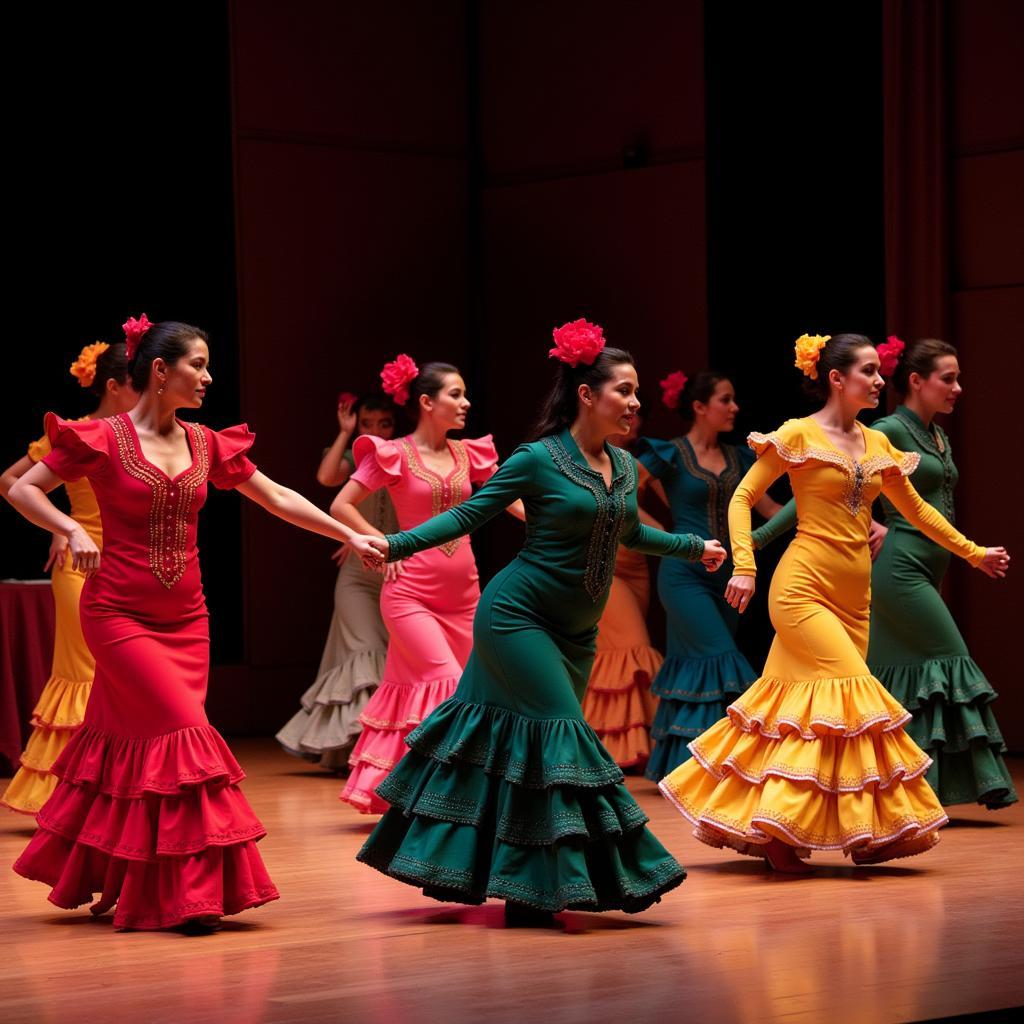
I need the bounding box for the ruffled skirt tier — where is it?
[2,672,91,815]
[645,650,755,781]
[357,698,685,911]
[340,676,459,813]
[13,723,279,929]
[581,644,662,768]
[876,655,1018,809]
[659,674,949,863]
[276,648,386,770]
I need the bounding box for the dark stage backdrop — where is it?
[3,1,1021,749]
[2,3,244,660]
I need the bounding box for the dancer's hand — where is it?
[348,533,386,570]
[724,574,755,613]
[868,520,888,561]
[701,539,728,572]
[337,400,356,435]
[330,544,349,567]
[43,533,69,573]
[67,526,100,577]
[383,559,405,583]
[977,546,1010,579]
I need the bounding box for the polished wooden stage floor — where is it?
[2,742,1021,1024]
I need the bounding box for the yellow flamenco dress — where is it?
[659,417,987,863]
[1,427,100,814]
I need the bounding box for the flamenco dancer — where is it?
[580,413,665,769]
[332,358,506,813]
[867,337,1017,808]
[1,342,137,813]
[357,320,726,923]
[636,370,786,780]
[8,316,381,930]
[276,391,400,769]
[658,333,1008,872]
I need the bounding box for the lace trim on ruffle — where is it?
[659,779,947,853]
[688,742,932,794]
[748,430,920,516]
[728,701,912,740]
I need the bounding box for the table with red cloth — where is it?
[0,581,55,776]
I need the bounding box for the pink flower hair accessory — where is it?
[337,391,359,408]
[659,370,689,410]
[877,335,906,377]
[380,354,419,406]
[549,318,606,368]
[122,314,154,360]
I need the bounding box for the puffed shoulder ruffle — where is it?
[205,423,257,489]
[353,433,404,483]
[462,433,498,478]
[635,437,679,478]
[42,413,110,479]
[748,418,920,478]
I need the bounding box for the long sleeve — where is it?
[880,474,985,565]
[728,447,788,576]
[620,517,704,560]
[385,446,535,561]
[751,497,797,550]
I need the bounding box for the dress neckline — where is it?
[560,429,628,494]
[804,416,869,464]
[401,436,461,484]
[678,436,737,480]
[119,414,198,483]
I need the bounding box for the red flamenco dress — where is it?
[13,413,279,929]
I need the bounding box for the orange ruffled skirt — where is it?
[2,557,94,815]
[582,547,661,767]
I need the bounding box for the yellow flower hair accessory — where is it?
[69,341,110,388]
[794,333,830,379]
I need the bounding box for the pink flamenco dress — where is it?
[13,413,279,930]
[340,433,498,813]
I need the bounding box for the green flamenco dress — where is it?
[867,407,1017,809]
[357,429,705,912]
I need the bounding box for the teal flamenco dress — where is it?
[635,437,758,780]
[356,430,705,912]
[867,407,1017,809]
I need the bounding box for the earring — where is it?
[158,383,165,396]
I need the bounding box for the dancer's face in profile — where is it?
[912,355,962,417]
[357,407,396,440]
[834,345,883,411]
[694,378,738,434]
[586,362,641,439]
[422,372,470,432]
[160,337,213,409]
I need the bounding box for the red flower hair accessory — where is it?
[659,370,689,409]
[69,341,110,388]
[337,391,358,408]
[549,318,606,368]
[877,335,906,377]
[380,354,419,406]
[122,313,154,360]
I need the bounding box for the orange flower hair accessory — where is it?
[659,370,689,409]
[549,318,606,368]
[122,313,154,360]
[794,333,831,379]
[877,335,906,377]
[69,342,110,388]
[380,354,419,405]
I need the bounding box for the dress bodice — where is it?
[637,436,754,548]
[41,413,257,615]
[351,434,498,557]
[873,406,957,527]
